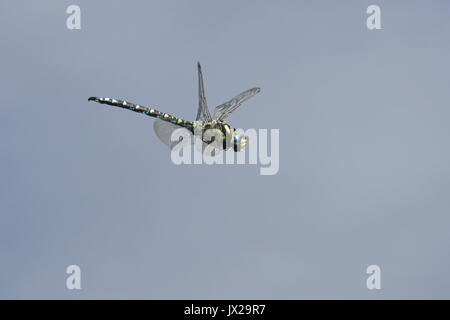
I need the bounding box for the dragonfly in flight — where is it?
[88,63,260,152]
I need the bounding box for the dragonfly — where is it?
[88,62,260,152]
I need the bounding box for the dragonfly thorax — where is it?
[198,120,247,152]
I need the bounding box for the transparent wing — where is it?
[213,87,260,120]
[153,119,221,156]
[195,62,212,122]
[153,119,193,151]
[153,119,215,154]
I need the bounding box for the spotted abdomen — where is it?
[88,96,195,131]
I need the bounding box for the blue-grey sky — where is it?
[1,0,450,299]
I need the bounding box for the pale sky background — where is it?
[1,0,450,299]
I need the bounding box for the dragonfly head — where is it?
[232,130,248,152]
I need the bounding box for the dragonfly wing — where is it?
[195,62,212,122]
[153,119,193,151]
[213,87,260,120]
[154,119,223,157]
[154,119,218,155]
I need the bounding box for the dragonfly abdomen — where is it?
[88,96,195,130]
